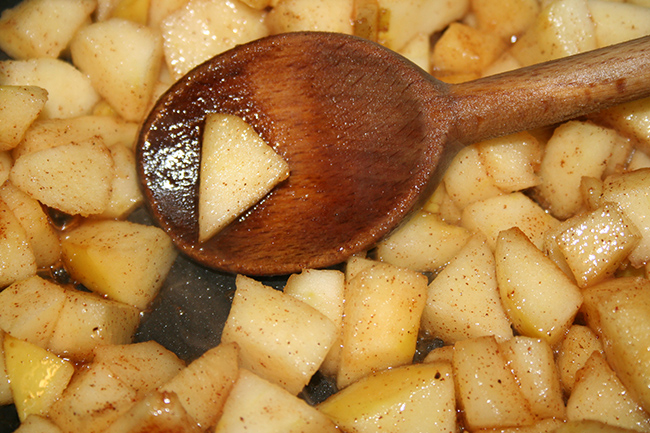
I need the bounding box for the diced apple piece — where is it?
[421,183,462,224]
[214,369,338,433]
[536,121,619,219]
[495,227,583,345]
[103,390,202,433]
[221,275,337,395]
[10,138,114,217]
[49,362,138,433]
[14,415,62,433]
[551,203,641,287]
[101,144,143,219]
[421,234,513,344]
[0,181,61,268]
[0,0,95,59]
[472,0,540,41]
[0,331,11,405]
[510,0,596,66]
[376,210,471,272]
[600,168,650,267]
[161,0,268,79]
[443,144,503,209]
[148,0,187,29]
[0,86,47,151]
[556,324,604,393]
[461,192,560,250]
[567,351,650,432]
[478,131,543,193]
[398,32,430,72]
[47,289,140,361]
[595,97,650,154]
[319,362,456,433]
[376,0,469,51]
[13,115,139,160]
[70,18,163,122]
[0,58,100,119]
[0,276,67,348]
[61,219,177,309]
[582,277,650,414]
[267,0,353,34]
[110,0,150,24]
[284,269,345,327]
[4,334,74,422]
[337,262,427,388]
[431,22,505,74]
[198,113,289,242]
[93,341,185,399]
[0,199,36,288]
[453,336,538,430]
[500,337,566,419]
[160,342,239,428]
[589,0,650,48]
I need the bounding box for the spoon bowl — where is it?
[137,32,650,275]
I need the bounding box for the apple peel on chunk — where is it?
[198,113,289,242]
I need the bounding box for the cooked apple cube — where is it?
[567,351,650,432]
[453,336,537,430]
[0,0,96,59]
[0,58,100,119]
[70,18,163,122]
[61,219,177,309]
[93,341,185,399]
[4,334,74,422]
[510,0,596,66]
[589,0,650,48]
[551,203,641,287]
[431,22,505,74]
[0,276,67,348]
[376,0,469,51]
[421,234,513,344]
[13,115,139,160]
[478,131,542,193]
[221,275,337,395]
[0,199,36,288]
[161,0,269,79]
[500,337,565,419]
[103,390,202,433]
[266,0,354,34]
[101,144,143,219]
[109,0,150,24]
[337,262,427,388]
[535,121,619,219]
[595,97,650,155]
[443,144,503,209]
[495,227,583,345]
[160,342,239,428]
[319,362,456,433]
[198,113,289,242]
[49,362,138,433]
[214,369,338,433]
[0,86,47,151]
[472,0,539,41]
[600,168,650,267]
[555,420,640,433]
[10,138,114,217]
[375,209,472,273]
[556,324,604,393]
[582,277,650,414]
[461,192,560,250]
[47,289,141,361]
[0,181,61,268]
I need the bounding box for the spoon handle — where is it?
[448,35,650,144]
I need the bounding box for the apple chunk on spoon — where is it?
[137,32,650,276]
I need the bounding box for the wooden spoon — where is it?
[137,32,650,276]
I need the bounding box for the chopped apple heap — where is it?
[1,0,650,432]
[198,113,289,242]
